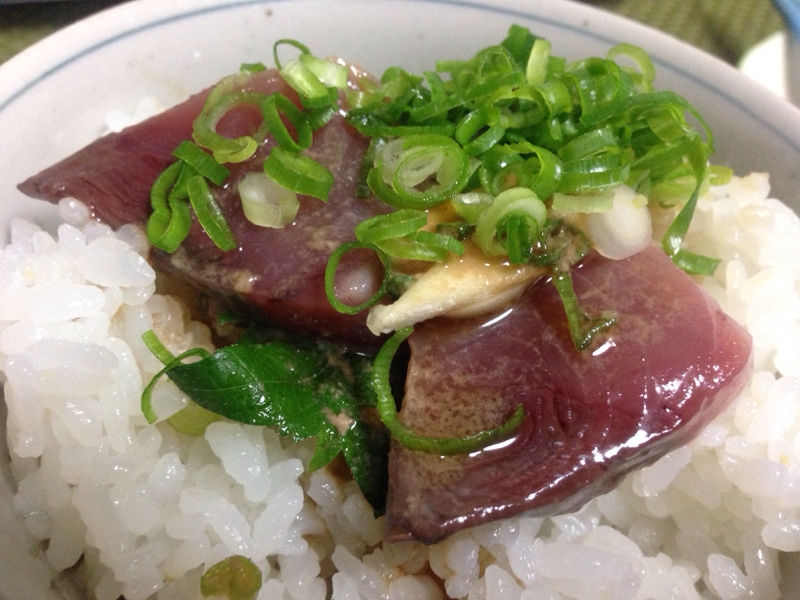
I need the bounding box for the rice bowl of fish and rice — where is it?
[3,1,800,599]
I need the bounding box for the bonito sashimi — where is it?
[388,247,752,542]
[18,68,389,348]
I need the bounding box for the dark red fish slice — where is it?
[18,69,389,348]
[387,246,752,543]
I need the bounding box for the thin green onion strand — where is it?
[551,270,618,351]
[186,175,237,251]
[272,38,312,71]
[142,329,177,364]
[373,327,525,455]
[140,341,213,425]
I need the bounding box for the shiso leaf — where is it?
[148,329,389,512]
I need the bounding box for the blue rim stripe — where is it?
[1,0,797,154]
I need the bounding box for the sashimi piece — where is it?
[18,69,389,347]
[387,246,752,543]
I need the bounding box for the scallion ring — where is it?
[455,105,505,156]
[146,162,193,253]
[280,59,338,109]
[354,209,428,243]
[192,90,270,163]
[375,230,465,262]
[324,241,393,314]
[372,134,470,208]
[172,140,230,186]
[263,146,334,201]
[186,175,237,251]
[262,92,312,152]
[298,52,349,89]
[474,187,547,256]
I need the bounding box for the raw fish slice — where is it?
[387,246,752,543]
[18,69,389,348]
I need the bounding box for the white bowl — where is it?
[2,0,800,598]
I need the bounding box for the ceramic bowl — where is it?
[2,1,800,598]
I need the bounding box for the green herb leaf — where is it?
[156,331,389,512]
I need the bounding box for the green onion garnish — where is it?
[373,327,525,455]
[192,90,269,164]
[172,140,230,186]
[354,209,429,243]
[261,92,312,152]
[262,146,334,202]
[201,555,262,600]
[324,242,392,314]
[186,175,237,251]
[146,162,193,253]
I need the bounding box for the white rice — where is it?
[3,171,800,600]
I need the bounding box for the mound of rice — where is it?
[2,172,800,600]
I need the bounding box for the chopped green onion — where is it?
[141,343,213,424]
[192,90,269,164]
[708,164,733,186]
[263,146,334,201]
[261,92,312,152]
[354,209,428,243]
[172,140,230,186]
[557,126,617,162]
[373,327,525,454]
[146,162,193,253]
[324,242,392,314]
[167,402,222,436]
[607,42,656,92]
[280,58,338,109]
[526,38,551,86]
[298,52,349,89]
[498,214,535,263]
[239,62,266,74]
[551,269,618,350]
[455,105,505,156]
[375,230,465,262]
[238,171,299,228]
[201,555,262,600]
[371,134,470,209]
[186,175,237,251]
[272,38,312,70]
[474,187,547,256]
[452,192,494,224]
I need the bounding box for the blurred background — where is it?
[0,0,787,67]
